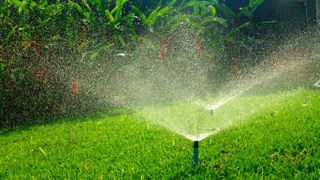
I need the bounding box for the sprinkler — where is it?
[193,141,199,165]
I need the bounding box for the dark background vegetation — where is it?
[0,0,316,127]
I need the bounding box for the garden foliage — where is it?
[0,0,265,126]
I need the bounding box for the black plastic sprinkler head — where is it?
[193,141,199,166]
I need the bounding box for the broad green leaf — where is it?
[117,35,126,48]
[90,51,99,60]
[226,21,252,38]
[158,0,176,16]
[81,0,92,12]
[210,5,217,16]
[69,0,91,20]
[211,0,236,20]
[146,6,161,26]
[131,6,147,24]
[106,9,115,23]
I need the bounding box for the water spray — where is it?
[193,141,199,166]
[315,80,320,87]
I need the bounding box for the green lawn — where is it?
[1,89,320,179]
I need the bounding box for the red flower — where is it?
[194,37,203,55]
[36,64,48,84]
[70,77,79,97]
[159,42,167,64]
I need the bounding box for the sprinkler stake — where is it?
[193,141,199,166]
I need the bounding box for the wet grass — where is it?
[1,89,320,178]
[137,90,304,138]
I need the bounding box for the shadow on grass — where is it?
[0,108,133,136]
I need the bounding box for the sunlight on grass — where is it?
[1,89,320,178]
